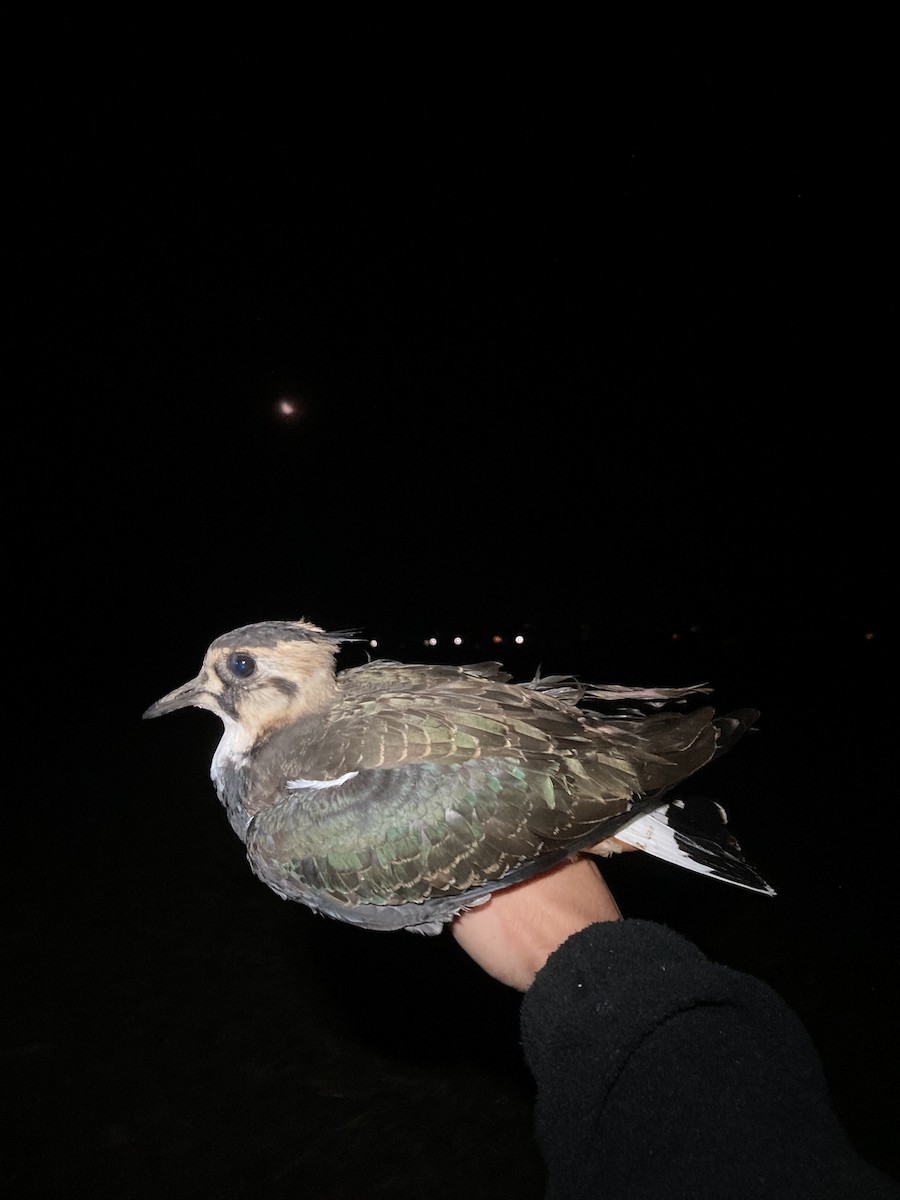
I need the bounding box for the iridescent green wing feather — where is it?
[247,754,592,907]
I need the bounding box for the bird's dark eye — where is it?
[227,651,257,679]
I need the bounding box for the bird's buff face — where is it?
[143,620,342,747]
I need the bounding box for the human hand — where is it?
[451,855,621,991]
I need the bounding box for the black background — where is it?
[5,24,895,1197]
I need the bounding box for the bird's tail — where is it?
[605,794,776,895]
[593,707,774,895]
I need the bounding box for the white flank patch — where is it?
[286,771,359,790]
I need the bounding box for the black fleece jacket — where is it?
[519,920,898,1199]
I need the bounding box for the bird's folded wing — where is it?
[264,676,593,779]
[246,755,633,906]
[246,699,721,908]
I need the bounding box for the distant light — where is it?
[492,635,503,644]
[453,636,463,646]
[425,637,438,647]
[514,634,525,645]
[369,639,378,649]
[274,395,306,423]
[865,631,875,641]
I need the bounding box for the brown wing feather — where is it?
[265,663,593,780]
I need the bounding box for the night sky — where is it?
[13,36,890,659]
[7,29,896,1196]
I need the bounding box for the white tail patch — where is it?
[615,809,699,864]
[594,801,775,896]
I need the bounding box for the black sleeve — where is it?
[519,919,899,1200]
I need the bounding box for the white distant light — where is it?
[514,634,525,645]
[453,636,463,646]
[425,637,438,647]
[369,639,378,649]
[274,394,306,422]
